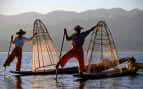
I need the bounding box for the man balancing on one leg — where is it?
[3,29,37,72]
[56,24,98,74]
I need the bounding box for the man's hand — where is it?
[34,33,37,35]
[11,35,13,41]
[94,23,99,29]
[64,28,67,34]
[90,24,99,31]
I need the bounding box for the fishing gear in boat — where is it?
[73,20,135,79]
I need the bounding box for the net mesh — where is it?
[85,21,122,74]
[32,19,59,72]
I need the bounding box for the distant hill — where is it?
[0,8,143,52]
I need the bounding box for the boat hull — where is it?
[73,68,137,79]
[10,58,128,76]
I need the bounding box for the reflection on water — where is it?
[16,76,23,89]
[3,75,17,89]
[1,74,143,89]
[31,75,123,89]
[3,75,23,89]
[32,75,56,89]
[78,81,86,89]
[76,78,122,89]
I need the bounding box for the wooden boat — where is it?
[10,67,78,75]
[73,68,137,79]
[10,57,128,75]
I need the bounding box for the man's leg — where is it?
[56,48,76,68]
[3,48,16,67]
[75,47,84,73]
[16,48,22,72]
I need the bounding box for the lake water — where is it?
[0,52,143,89]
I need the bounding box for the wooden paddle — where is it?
[8,35,13,56]
[56,30,66,79]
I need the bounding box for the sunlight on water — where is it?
[0,52,143,89]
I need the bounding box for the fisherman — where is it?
[126,56,143,71]
[3,29,36,72]
[56,24,98,74]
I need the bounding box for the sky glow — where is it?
[0,0,143,15]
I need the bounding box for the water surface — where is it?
[0,52,143,89]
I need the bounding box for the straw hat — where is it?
[16,29,26,35]
[73,25,83,31]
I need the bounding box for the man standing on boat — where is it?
[56,24,98,74]
[3,29,36,72]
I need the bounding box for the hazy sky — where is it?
[1,0,143,15]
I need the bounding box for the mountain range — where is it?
[0,8,143,52]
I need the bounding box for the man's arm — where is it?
[88,23,99,32]
[64,28,72,41]
[83,24,98,36]
[24,33,37,42]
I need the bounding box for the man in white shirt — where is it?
[3,29,36,72]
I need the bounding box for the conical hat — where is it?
[16,29,26,35]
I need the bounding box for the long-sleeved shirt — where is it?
[66,29,92,47]
[12,35,34,48]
